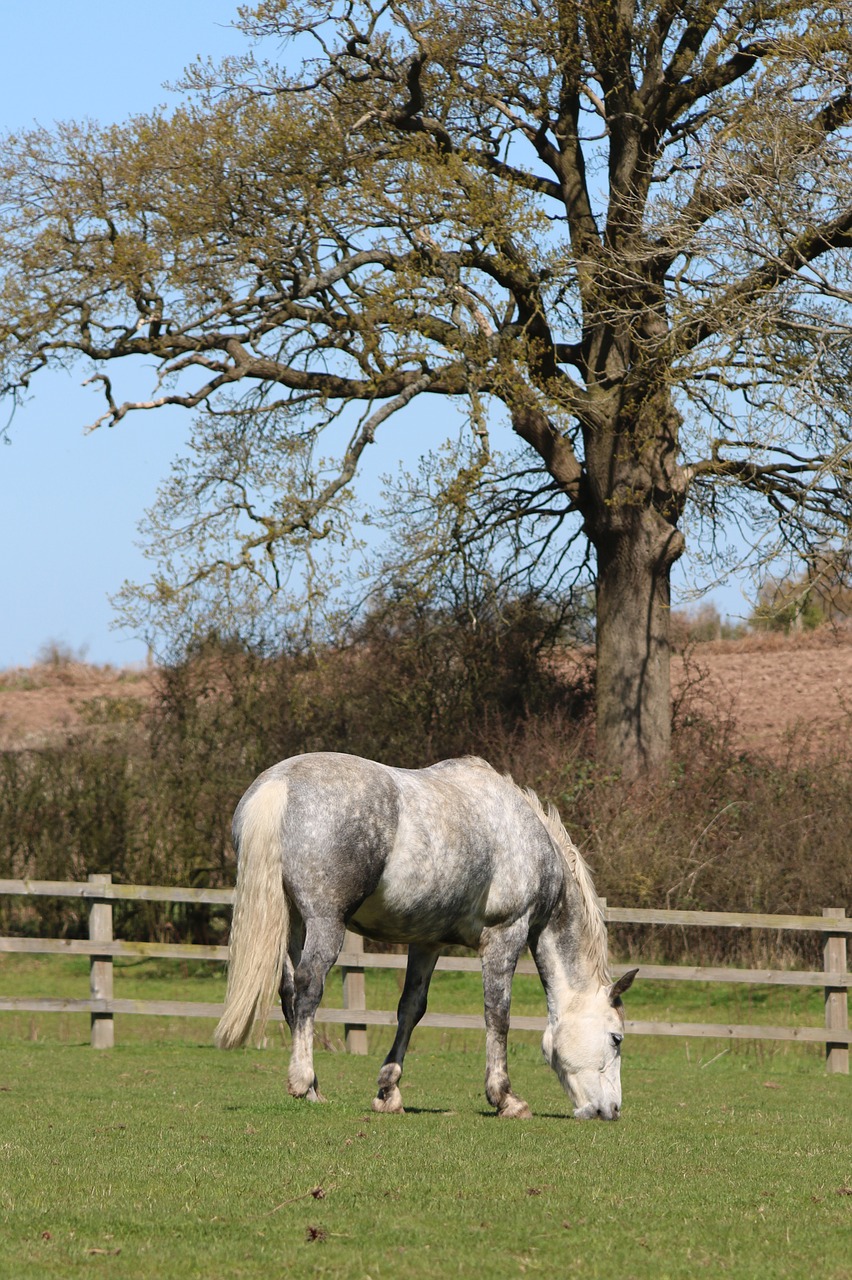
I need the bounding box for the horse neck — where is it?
[533,882,605,1021]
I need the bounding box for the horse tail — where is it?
[215,776,290,1050]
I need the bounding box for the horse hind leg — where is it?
[372,945,439,1115]
[288,916,345,1102]
[481,924,532,1119]
[279,912,305,1031]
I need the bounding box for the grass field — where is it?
[1,958,850,1279]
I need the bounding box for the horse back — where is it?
[237,752,562,948]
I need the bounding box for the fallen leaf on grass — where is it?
[87,1248,122,1256]
[836,1187,852,1196]
[260,1184,334,1217]
[762,1081,781,1090]
[305,1225,327,1242]
[41,1232,52,1241]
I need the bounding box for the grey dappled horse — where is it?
[215,753,636,1119]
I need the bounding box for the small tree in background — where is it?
[751,553,852,632]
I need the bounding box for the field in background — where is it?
[3,627,852,757]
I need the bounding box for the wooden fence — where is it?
[0,876,849,1074]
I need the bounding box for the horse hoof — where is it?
[372,1088,405,1114]
[498,1098,532,1119]
[289,1081,327,1102]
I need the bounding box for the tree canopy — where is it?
[2,0,852,774]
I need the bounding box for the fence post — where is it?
[341,930,368,1055]
[823,907,848,1075]
[88,873,114,1049]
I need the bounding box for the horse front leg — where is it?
[288,916,345,1102]
[481,924,532,1119]
[372,945,440,1115]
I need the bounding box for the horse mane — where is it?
[520,786,611,986]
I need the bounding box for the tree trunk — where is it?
[593,511,684,778]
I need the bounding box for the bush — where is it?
[0,600,591,940]
[669,604,748,649]
[1,602,850,964]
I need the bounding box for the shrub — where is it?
[1,603,849,965]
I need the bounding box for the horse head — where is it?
[541,968,638,1120]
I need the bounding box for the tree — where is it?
[2,0,852,776]
[750,549,852,631]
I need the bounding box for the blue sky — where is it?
[0,4,245,667]
[0,5,753,670]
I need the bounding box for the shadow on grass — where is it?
[392,1106,458,1115]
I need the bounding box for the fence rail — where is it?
[1,877,848,1072]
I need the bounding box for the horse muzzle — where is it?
[573,1101,621,1121]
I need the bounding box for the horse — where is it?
[215,752,637,1119]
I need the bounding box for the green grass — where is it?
[0,951,833,1050]
[1,957,850,1278]
[0,1038,849,1280]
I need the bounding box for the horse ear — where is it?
[609,968,638,1003]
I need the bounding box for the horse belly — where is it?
[348,836,521,948]
[349,894,481,948]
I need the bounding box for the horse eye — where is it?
[611,1033,623,1050]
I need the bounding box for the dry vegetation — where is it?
[1,620,850,964]
[3,627,851,757]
